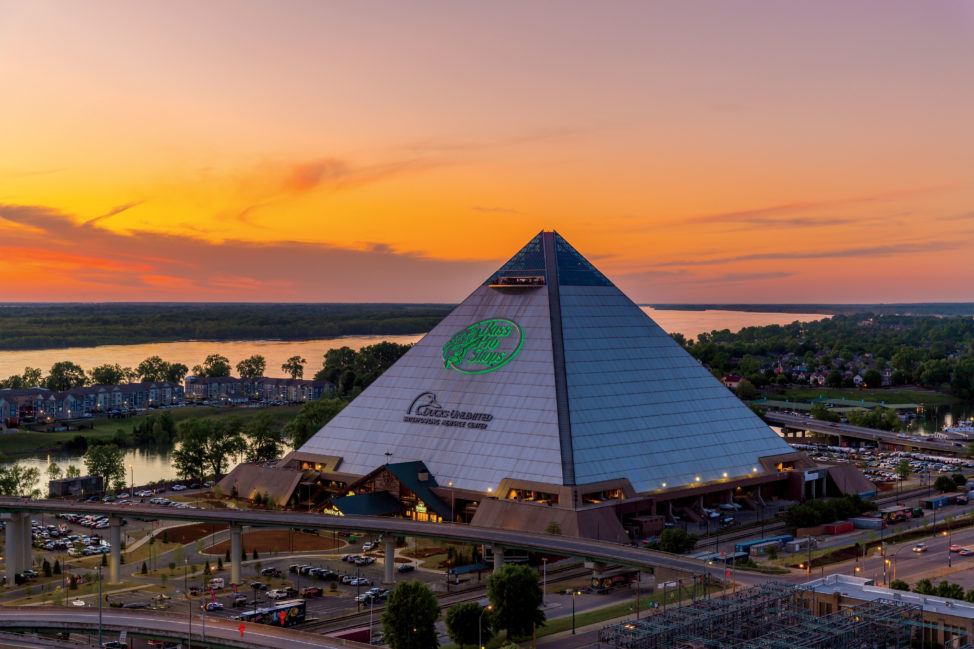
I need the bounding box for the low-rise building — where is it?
[48,475,103,498]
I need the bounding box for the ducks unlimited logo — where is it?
[442,318,524,374]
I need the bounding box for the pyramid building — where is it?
[289,231,817,539]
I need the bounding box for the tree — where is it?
[382,580,440,649]
[446,602,491,649]
[486,564,545,639]
[166,362,190,384]
[21,367,43,387]
[895,459,912,483]
[236,355,267,379]
[0,462,41,497]
[46,361,87,391]
[862,368,883,388]
[52,586,64,606]
[88,363,128,386]
[83,444,126,492]
[810,402,840,423]
[825,370,843,388]
[47,462,62,482]
[282,355,307,380]
[192,354,232,378]
[284,398,346,448]
[171,419,213,480]
[655,528,698,554]
[934,476,956,493]
[65,465,81,479]
[889,580,910,591]
[136,356,170,382]
[735,379,758,400]
[954,473,968,488]
[913,578,935,595]
[244,412,284,462]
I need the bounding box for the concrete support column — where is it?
[493,545,504,571]
[3,513,25,583]
[109,517,121,583]
[230,524,242,586]
[21,512,31,569]
[383,537,395,584]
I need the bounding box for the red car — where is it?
[300,586,322,597]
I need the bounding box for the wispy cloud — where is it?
[0,202,495,302]
[654,240,964,267]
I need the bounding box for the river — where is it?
[3,308,834,488]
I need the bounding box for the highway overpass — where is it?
[0,497,714,586]
[765,411,963,456]
[0,607,370,649]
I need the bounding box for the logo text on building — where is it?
[442,318,523,374]
[404,392,493,430]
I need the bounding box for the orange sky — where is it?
[1,1,972,303]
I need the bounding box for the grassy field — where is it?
[778,387,959,407]
[1,404,302,457]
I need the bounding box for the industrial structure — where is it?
[600,579,970,649]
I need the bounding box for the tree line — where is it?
[0,303,450,351]
[677,313,974,400]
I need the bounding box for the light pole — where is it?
[129,464,134,493]
[571,589,582,634]
[479,604,492,649]
[369,596,375,643]
[944,529,952,568]
[97,565,103,648]
[448,481,455,522]
[541,558,547,608]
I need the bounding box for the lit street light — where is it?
[571,589,582,634]
[479,604,492,649]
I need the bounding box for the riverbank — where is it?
[777,387,961,407]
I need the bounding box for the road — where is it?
[766,411,963,455]
[0,498,716,577]
[0,607,370,649]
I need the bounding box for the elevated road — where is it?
[0,607,370,649]
[0,497,713,577]
[765,411,962,456]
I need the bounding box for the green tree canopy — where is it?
[0,462,41,497]
[282,355,306,379]
[862,368,883,388]
[735,379,758,400]
[934,475,956,493]
[486,564,545,639]
[136,356,170,382]
[236,355,267,379]
[445,602,492,649]
[88,363,128,386]
[656,528,698,554]
[46,361,87,391]
[192,354,232,378]
[381,580,440,649]
[284,398,346,449]
[244,411,284,462]
[83,444,126,491]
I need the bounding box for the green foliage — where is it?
[895,459,912,481]
[0,461,41,497]
[445,601,491,649]
[809,402,840,423]
[172,417,247,479]
[244,412,283,462]
[889,579,910,591]
[236,354,267,379]
[217,557,223,571]
[845,407,901,432]
[381,580,440,649]
[284,398,346,448]
[654,529,698,554]
[47,461,62,481]
[282,355,306,379]
[43,559,52,577]
[132,412,177,446]
[935,476,957,493]
[315,342,413,394]
[83,443,126,491]
[0,303,448,352]
[53,559,61,575]
[862,368,883,388]
[192,354,232,378]
[252,549,259,560]
[65,464,81,479]
[52,586,64,606]
[735,379,758,400]
[88,363,129,386]
[486,564,545,639]
[45,361,87,391]
[141,561,148,575]
[952,473,967,488]
[784,494,876,528]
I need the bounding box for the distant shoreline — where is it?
[645,303,974,316]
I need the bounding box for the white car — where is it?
[362,541,375,551]
[171,485,187,491]
[267,589,289,600]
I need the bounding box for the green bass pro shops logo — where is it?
[442,318,524,374]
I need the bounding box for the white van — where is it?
[210,577,225,589]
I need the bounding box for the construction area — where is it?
[599,580,966,649]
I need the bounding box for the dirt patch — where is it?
[158,522,228,544]
[402,547,447,559]
[202,530,341,555]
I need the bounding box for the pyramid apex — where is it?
[485,230,612,288]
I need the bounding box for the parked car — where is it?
[232,595,249,607]
[300,587,323,597]
[397,564,415,573]
[202,602,223,611]
[171,484,187,491]
[960,548,974,557]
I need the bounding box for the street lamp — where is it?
[541,558,547,608]
[448,481,455,522]
[479,604,492,649]
[944,529,952,568]
[571,589,582,634]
